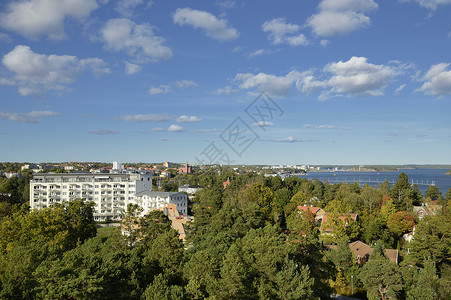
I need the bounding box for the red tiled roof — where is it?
[327,240,399,265]
[296,205,322,214]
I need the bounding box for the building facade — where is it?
[30,172,153,221]
[134,191,188,216]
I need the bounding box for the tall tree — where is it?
[390,172,412,211]
[359,242,403,300]
[406,258,440,300]
[425,185,442,201]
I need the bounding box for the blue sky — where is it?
[1,0,451,165]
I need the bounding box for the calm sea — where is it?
[300,169,451,195]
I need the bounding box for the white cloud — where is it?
[119,114,171,122]
[252,121,274,127]
[297,72,328,94]
[193,128,221,133]
[168,124,185,132]
[115,0,153,17]
[297,56,400,100]
[419,63,451,96]
[152,127,165,132]
[262,18,308,46]
[401,0,451,10]
[319,0,378,11]
[148,85,171,95]
[0,110,60,123]
[124,61,142,74]
[266,136,318,143]
[212,85,237,95]
[285,34,309,46]
[232,46,244,53]
[320,39,330,47]
[325,57,398,96]
[100,18,172,63]
[317,124,336,129]
[0,0,98,40]
[1,45,109,96]
[173,8,238,41]
[303,124,336,129]
[216,1,236,9]
[176,115,201,123]
[307,0,378,37]
[249,49,265,58]
[235,70,302,97]
[175,80,198,88]
[89,129,119,135]
[395,84,406,94]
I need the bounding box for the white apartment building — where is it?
[134,191,188,216]
[30,172,153,221]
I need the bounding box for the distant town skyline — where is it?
[1,0,450,165]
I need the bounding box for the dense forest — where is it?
[0,169,450,299]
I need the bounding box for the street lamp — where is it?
[351,275,354,296]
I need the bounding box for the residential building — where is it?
[223,179,231,189]
[413,201,442,219]
[159,203,192,242]
[134,191,188,216]
[121,203,192,242]
[5,172,21,179]
[163,162,173,168]
[178,164,192,174]
[178,184,202,195]
[296,205,325,221]
[30,172,153,221]
[21,164,39,171]
[112,161,123,171]
[328,241,399,265]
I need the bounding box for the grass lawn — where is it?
[97,226,120,240]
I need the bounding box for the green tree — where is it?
[360,185,383,215]
[244,183,276,223]
[425,185,442,201]
[359,242,403,300]
[330,238,353,272]
[387,211,416,238]
[390,172,412,211]
[406,258,440,300]
[404,209,451,268]
[275,256,315,300]
[274,187,291,213]
[142,274,185,300]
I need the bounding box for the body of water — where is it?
[299,169,451,195]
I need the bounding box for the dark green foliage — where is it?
[425,185,442,201]
[403,208,451,268]
[359,242,403,300]
[219,226,316,300]
[390,172,413,211]
[406,258,440,300]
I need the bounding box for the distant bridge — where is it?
[317,177,435,186]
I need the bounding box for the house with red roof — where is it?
[223,179,231,189]
[296,205,325,221]
[413,201,442,220]
[327,240,399,265]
